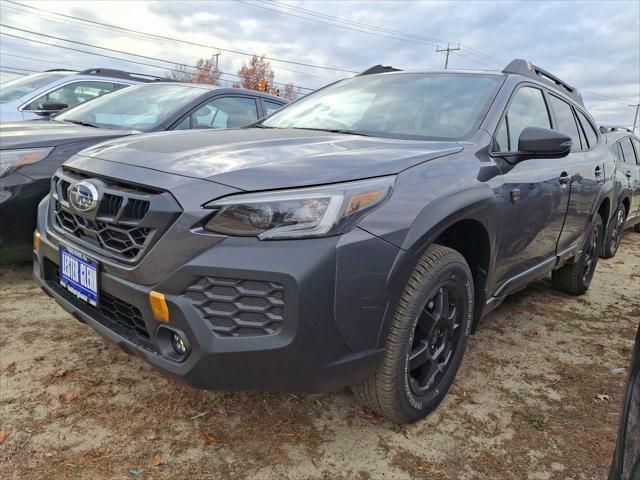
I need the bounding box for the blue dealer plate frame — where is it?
[59,245,99,306]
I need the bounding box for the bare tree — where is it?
[168,57,220,85]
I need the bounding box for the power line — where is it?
[0,51,86,70]
[264,0,506,67]
[241,0,504,69]
[3,0,357,74]
[0,27,316,90]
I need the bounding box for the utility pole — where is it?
[631,103,640,135]
[212,52,220,70]
[436,43,461,69]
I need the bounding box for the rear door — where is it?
[547,95,604,253]
[492,85,571,291]
[621,136,640,218]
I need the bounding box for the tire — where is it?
[634,222,640,233]
[601,204,626,259]
[352,244,474,424]
[552,213,604,295]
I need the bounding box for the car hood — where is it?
[0,120,132,149]
[77,128,463,191]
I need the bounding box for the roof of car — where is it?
[137,82,287,102]
[601,129,639,143]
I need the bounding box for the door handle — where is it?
[594,166,603,177]
[559,171,570,185]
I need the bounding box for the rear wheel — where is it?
[634,222,640,233]
[352,244,473,424]
[552,213,603,295]
[601,204,626,259]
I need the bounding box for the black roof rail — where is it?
[357,65,402,76]
[599,125,634,134]
[44,68,76,72]
[77,68,174,83]
[502,59,584,106]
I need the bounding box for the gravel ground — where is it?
[1,233,638,480]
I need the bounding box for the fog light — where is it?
[34,231,41,252]
[172,333,187,355]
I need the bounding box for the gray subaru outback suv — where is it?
[34,60,615,423]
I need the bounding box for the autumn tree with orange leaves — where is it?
[237,55,273,91]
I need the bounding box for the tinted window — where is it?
[186,97,258,129]
[497,87,551,151]
[263,73,502,140]
[631,138,640,165]
[55,84,206,131]
[264,100,284,116]
[25,81,123,110]
[548,95,581,151]
[0,72,69,103]
[620,137,638,165]
[575,110,598,148]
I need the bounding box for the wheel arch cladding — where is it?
[375,186,499,346]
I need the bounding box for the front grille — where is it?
[44,260,153,351]
[184,277,285,337]
[49,168,181,263]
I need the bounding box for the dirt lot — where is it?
[0,234,638,480]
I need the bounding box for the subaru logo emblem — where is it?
[68,181,99,212]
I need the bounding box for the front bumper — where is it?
[0,172,50,262]
[34,195,402,393]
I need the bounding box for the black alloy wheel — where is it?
[408,282,464,397]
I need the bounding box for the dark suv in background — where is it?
[600,126,640,258]
[34,60,614,424]
[0,83,285,262]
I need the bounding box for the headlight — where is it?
[203,176,396,240]
[0,147,53,178]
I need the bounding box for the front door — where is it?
[492,85,571,293]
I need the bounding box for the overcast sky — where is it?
[1,0,638,127]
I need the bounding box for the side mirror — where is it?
[35,101,68,116]
[518,127,572,158]
[494,127,572,162]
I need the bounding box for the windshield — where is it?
[55,84,206,131]
[0,72,71,103]
[262,73,502,140]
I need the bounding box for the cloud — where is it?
[0,0,638,125]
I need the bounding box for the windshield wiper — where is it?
[288,127,370,137]
[62,119,100,128]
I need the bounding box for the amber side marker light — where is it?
[34,231,41,252]
[149,291,170,322]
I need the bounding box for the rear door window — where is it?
[631,138,640,165]
[548,95,582,151]
[620,137,638,165]
[24,81,124,110]
[575,110,598,148]
[263,100,284,116]
[177,96,259,130]
[495,86,551,152]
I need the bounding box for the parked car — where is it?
[0,83,286,262]
[608,321,640,480]
[600,126,640,258]
[0,68,169,122]
[34,59,615,424]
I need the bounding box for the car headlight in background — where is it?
[0,147,53,178]
[203,176,396,240]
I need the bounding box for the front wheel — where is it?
[601,204,625,259]
[352,244,474,424]
[552,213,604,295]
